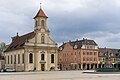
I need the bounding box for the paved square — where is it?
[0,70,120,80]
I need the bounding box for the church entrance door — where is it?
[41,64,45,71]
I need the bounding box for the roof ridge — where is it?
[19,31,34,37]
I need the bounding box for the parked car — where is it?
[0,68,5,72]
[4,68,16,72]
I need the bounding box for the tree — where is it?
[0,42,6,56]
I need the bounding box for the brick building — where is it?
[58,38,98,70]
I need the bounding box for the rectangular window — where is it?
[18,54,20,64]
[14,55,16,64]
[8,56,9,64]
[51,54,54,63]
[94,52,97,55]
[83,52,86,55]
[90,58,92,61]
[11,55,12,64]
[22,54,24,64]
[87,52,89,55]
[5,56,6,64]
[83,57,86,61]
[90,52,92,55]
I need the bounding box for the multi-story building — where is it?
[4,7,58,71]
[98,48,120,69]
[58,38,98,70]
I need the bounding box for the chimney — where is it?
[11,32,19,42]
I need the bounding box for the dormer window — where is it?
[41,20,44,26]
[74,45,77,49]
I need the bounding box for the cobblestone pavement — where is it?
[0,70,120,80]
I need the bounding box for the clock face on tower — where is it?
[41,28,45,32]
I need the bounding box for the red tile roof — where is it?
[34,8,48,19]
[5,32,35,52]
[59,39,98,50]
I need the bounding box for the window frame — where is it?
[51,54,54,63]
[29,53,33,63]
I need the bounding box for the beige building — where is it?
[4,8,58,71]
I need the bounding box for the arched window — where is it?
[41,34,45,44]
[41,54,45,60]
[41,20,44,26]
[29,53,33,63]
[51,54,54,63]
[35,20,38,27]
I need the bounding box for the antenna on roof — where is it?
[40,3,42,9]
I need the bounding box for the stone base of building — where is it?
[59,63,98,70]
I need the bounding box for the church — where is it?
[4,7,58,71]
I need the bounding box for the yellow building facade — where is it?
[4,8,58,71]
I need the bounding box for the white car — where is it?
[0,68,4,72]
[4,68,16,72]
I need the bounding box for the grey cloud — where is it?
[1,0,120,48]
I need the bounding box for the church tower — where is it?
[34,8,48,32]
[32,7,58,71]
[33,7,52,44]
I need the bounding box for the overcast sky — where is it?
[0,0,120,48]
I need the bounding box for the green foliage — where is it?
[0,42,6,55]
